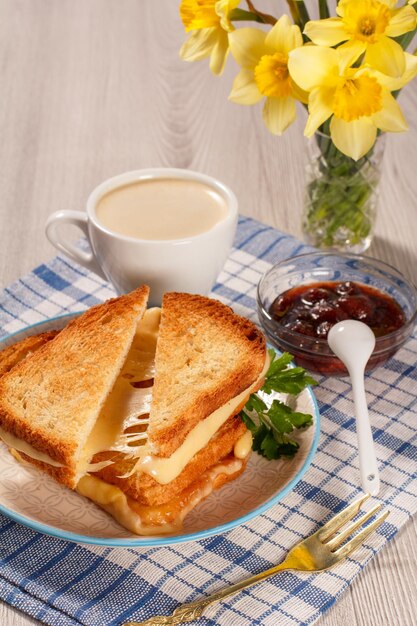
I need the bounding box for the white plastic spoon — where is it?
[327,320,380,496]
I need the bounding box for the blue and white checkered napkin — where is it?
[0,216,416,626]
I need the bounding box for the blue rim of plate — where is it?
[0,313,321,547]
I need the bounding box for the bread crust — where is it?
[9,449,79,489]
[148,292,266,457]
[0,331,59,378]
[93,413,248,506]
[0,286,150,486]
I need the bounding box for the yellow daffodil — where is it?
[179,0,239,75]
[304,0,417,78]
[228,15,307,135]
[288,46,417,160]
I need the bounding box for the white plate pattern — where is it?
[0,314,320,546]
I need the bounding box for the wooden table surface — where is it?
[0,2,416,625]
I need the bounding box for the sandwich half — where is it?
[0,286,150,487]
[0,289,267,535]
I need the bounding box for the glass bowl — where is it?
[257,252,417,376]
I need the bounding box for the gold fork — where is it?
[124,494,388,626]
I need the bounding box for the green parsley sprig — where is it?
[241,349,317,460]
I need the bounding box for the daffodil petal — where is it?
[372,51,417,90]
[372,92,408,132]
[263,96,296,135]
[330,117,377,161]
[336,0,345,17]
[179,28,218,62]
[337,40,367,72]
[216,0,240,32]
[209,29,229,74]
[365,37,406,78]
[229,69,263,104]
[304,87,334,137]
[386,5,417,36]
[288,46,339,92]
[290,78,309,104]
[304,17,350,46]
[380,0,405,10]
[228,28,266,69]
[265,14,303,54]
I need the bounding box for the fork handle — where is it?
[123,560,293,625]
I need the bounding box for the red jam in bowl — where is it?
[268,281,406,375]
[270,281,405,338]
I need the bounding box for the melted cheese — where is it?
[77,456,243,536]
[234,430,253,460]
[0,425,64,467]
[79,307,161,473]
[137,354,269,485]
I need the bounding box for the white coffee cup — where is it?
[45,168,238,305]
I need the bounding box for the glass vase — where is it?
[303,132,385,253]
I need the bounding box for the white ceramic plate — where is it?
[0,314,320,546]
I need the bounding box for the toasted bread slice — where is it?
[92,413,247,506]
[0,330,60,378]
[0,286,150,488]
[13,448,247,536]
[77,453,247,535]
[147,293,266,457]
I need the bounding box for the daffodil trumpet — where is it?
[228,15,307,136]
[304,0,417,78]
[179,0,241,75]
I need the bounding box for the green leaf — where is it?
[241,410,257,434]
[240,352,315,461]
[272,436,300,458]
[252,423,268,453]
[261,430,280,460]
[263,353,317,394]
[268,400,295,433]
[245,393,267,414]
[289,410,314,429]
[267,350,293,372]
[268,399,313,433]
[263,350,316,392]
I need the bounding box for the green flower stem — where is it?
[286,0,301,28]
[242,1,277,25]
[286,0,310,30]
[304,131,382,250]
[318,0,330,19]
[229,8,265,23]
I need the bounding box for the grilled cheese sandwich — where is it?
[0,288,267,535]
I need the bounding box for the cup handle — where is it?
[45,211,107,280]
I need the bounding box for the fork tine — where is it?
[318,493,370,542]
[325,503,382,551]
[333,510,389,560]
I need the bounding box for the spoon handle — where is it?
[349,368,380,495]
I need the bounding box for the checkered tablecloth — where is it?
[0,216,416,626]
